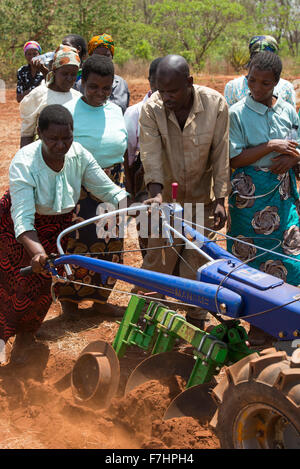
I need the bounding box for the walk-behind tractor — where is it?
[21,200,300,449]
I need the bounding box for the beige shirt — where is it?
[139,84,230,204]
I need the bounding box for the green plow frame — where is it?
[71,295,257,421]
[113,295,255,388]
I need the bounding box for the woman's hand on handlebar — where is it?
[31,253,49,273]
[17,231,48,273]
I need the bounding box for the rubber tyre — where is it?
[211,350,300,449]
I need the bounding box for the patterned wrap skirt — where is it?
[0,190,73,342]
[227,166,300,286]
[58,163,125,304]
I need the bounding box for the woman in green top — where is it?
[59,55,128,317]
[227,51,300,285]
[227,52,300,344]
[0,104,128,364]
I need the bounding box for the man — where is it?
[224,35,296,108]
[138,55,231,328]
[124,57,162,199]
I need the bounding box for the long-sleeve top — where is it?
[224,75,296,108]
[124,91,151,166]
[9,140,127,238]
[229,95,300,167]
[20,81,81,137]
[139,85,231,204]
[110,75,130,114]
[64,96,128,169]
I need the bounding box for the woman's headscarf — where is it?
[23,40,42,55]
[88,33,115,57]
[249,35,279,58]
[46,44,80,86]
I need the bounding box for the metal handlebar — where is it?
[56,204,149,276]
[20,266,33,276]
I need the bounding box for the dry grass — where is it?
[115,59,150,80]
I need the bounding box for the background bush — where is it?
[1,0,299,84]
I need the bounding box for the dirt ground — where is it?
[0,75,298,450]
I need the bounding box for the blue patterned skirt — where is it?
[227,166,300,286]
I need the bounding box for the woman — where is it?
[16,41,47,103]
[19,44,81,148]
[228,51,300,284]
[59,54,128,316]
[224,35,296,108]
[227,52,300,345]
[0,104,128,363]
[61,34,88,90]
[75,33,130,114]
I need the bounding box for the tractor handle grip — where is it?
[172,182,178,202]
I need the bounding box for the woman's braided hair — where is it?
[249,51,282,83]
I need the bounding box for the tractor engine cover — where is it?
[198,259,300,341]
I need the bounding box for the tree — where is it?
[0,0,299,83]
[148,0,245,68]
[249,0,300,56]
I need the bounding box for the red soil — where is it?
[0,75,298,449]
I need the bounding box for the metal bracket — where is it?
[206,339,228,361]
[196,334,227,363]
[50,273,69,303]
[146,302,164,320]
[166,313,186,330]
[160,309,176,326]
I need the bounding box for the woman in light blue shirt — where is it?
[60,55,129,316]
[0,105,128,363]
[227,52,300,290]
[224,35,296,108]
[227,52,300,346]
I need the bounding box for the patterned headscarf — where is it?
[249,35,279,57]
[46,44,80,85]
[23,40,42,55]
[88,33,115,57]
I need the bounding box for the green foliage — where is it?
[0,0,299,83]
[134,40,153,61]
[226,42,249,72]
[114,47,132,67]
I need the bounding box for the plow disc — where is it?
[163,379,217,423]
[125,351,195,395]
[71,340,120,408]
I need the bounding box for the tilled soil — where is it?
[0,74,298,449]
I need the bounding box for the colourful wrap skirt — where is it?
[227,166,300,286]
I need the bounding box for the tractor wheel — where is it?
[211,348,300,449]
